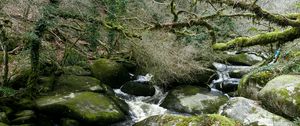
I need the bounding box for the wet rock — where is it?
[91,58,130,88]
[62,66,91,76]
[133,114,238,126]
[238,70,275,100]
[227,53,262,66]
[36,92,126,125]
[219,97,295,126]
[37,76,55,93]
[15,98,37,110]
[258,75,300,118]
[11,110,36,125]
[120,81,155,96]
[53,75,107,94]
[160,85,228,114]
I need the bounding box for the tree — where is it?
[0,18,11,86]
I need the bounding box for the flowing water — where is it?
[111,63,250,125]
[111,86,170,126]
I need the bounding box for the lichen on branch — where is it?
[212,28,300,50]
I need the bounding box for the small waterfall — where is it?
[112,86,169,125]
[211,62,252,93]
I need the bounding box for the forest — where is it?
[0,0,300,126]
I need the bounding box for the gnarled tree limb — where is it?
[205,0,300,27]
[212,28,300,50]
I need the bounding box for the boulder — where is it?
[0,112,8,123]
[133,114,238,126]
[238,70,275,100]
[62,66,91,76]
[91,58,130,88]
[61,118,79,126]
[11,110,36,125]
[160,85,228,114]
[227,53,262,66]
[219,97,295,126]
[36,92,126,125]
[0,123,8,126]
[53,75,107,94]
[258,75,300,118]
[120,81,155,96]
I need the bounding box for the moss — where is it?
[258,75,300,118]
[52,75,106,94]
[91,58,130,88]
[134,114,238,126]
[238,70,274,100]
[0,122,8,126]
[213,28,300,50]
[36,92,125,125]
[226,53,261,66]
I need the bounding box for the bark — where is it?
[212,28,300,50]
[205,0,300,27]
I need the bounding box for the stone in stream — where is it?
[227,53,262,66]
[35,92,126,125]
[238,70,275,100]
[91,58,130,88]
[120,81,155,96]
[0,122,8,126]
[258,75,300,119]
[219,97,295,126]
[160,85,228,114]
[133,114,239,126]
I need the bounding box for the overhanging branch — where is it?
[212,28,300,50]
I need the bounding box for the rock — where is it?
[238,70,275,100]
[36,92,126,125]
[120,81,155,96]
[160,85,228,114]
[258,75,300,118]
[11,110,36,125]
[227,53,262,66]
[219,97,295,126]
[61,118,79,126]
[14,98,37,110]
[133,114,238,126]
[53,75,107,94]
[91,58,130,88]
[0,112,9,123]
[62,66,91,76]
[0,122,8,126]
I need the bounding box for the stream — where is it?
[111,62,252,126]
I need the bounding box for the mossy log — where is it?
[212,28,300,50]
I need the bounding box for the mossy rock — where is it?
[61,118,79,126]
[133,114,239,126]
[238,70,275,100]
[53,75,107,94]
[62,66,91,76]
[0,112,9,124]
[120,81,155,96]
[219,97,296,126]
[258,75,300,119]
[160,85,228,114]
[227,53,262,66]
[91,58,130,88]
[35,92,126,125]
[0,122,8,126]
[11,110,36,125]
